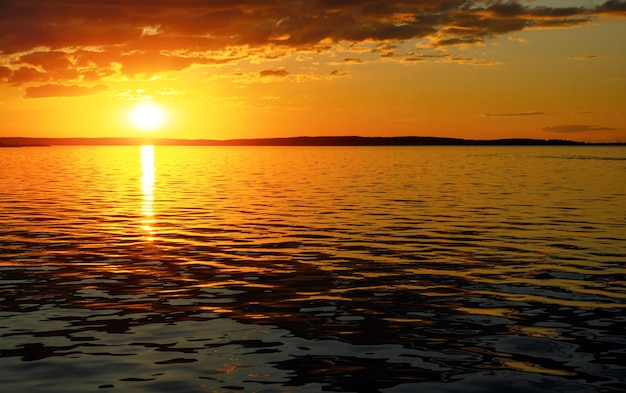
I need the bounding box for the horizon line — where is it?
[1,135,624,147]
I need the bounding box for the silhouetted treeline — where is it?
[2,136,622,147]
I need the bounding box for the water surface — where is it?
[1,146,625,392]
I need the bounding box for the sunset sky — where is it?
[1,0,625,142]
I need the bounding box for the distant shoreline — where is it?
[1,136,624,147]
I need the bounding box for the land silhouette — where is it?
[1,136,621,147]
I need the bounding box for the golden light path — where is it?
[140,145,156,241]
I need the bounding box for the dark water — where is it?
[1,145,625,392]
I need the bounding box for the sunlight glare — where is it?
[140,145,157,241]
[130,102,166,131]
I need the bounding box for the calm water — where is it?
[1,145,625,392]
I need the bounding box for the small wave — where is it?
[540,155,626,161]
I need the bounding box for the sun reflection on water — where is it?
[140,145,156,241]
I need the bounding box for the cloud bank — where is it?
[1,0,625,97]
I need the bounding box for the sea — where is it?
[0,145,625,393]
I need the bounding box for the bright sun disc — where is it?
[130,102,166,131]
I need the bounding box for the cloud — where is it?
[541,124,617,133]
[295,70,349,82]
[567,55,601,60]
[8,67,49,85]
[0,66,11,81]
[596,0,626,13]
[259,68,289,78]
[445,56,502,66]
[19,50,72,71]
[508,36,529,43]
[1,0,625,94]
[483,111,544,117]
[225,68,346,84]
[24,84,109,98]
[114,89,154,101]
[341,58,365,64]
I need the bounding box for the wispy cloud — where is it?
[567,55,602,60]
[483,111,544,117]
[508,36,529,43]
[541,124,617,133]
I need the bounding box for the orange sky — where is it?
[1,0,625,142]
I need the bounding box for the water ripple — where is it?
[1,146,625,392]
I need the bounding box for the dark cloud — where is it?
[342,58,365,64]
[1,0,624,95]
[0,66,11,80]
[8,67,49,85]
[541,124,617,133]
[259,68,289,78]
[120,51,199,76]
[483,111,544,117]
[597,0,626,13]
[2,1,624,55]
[19,51,72,71]
[329,70,349,77]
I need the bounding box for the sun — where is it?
[129,102,166,131]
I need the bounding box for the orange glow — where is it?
[0,3,624,142]
[140,145,157,241]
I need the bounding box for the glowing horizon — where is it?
[0,1,625,142]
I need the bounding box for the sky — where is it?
[1,0,625,142]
